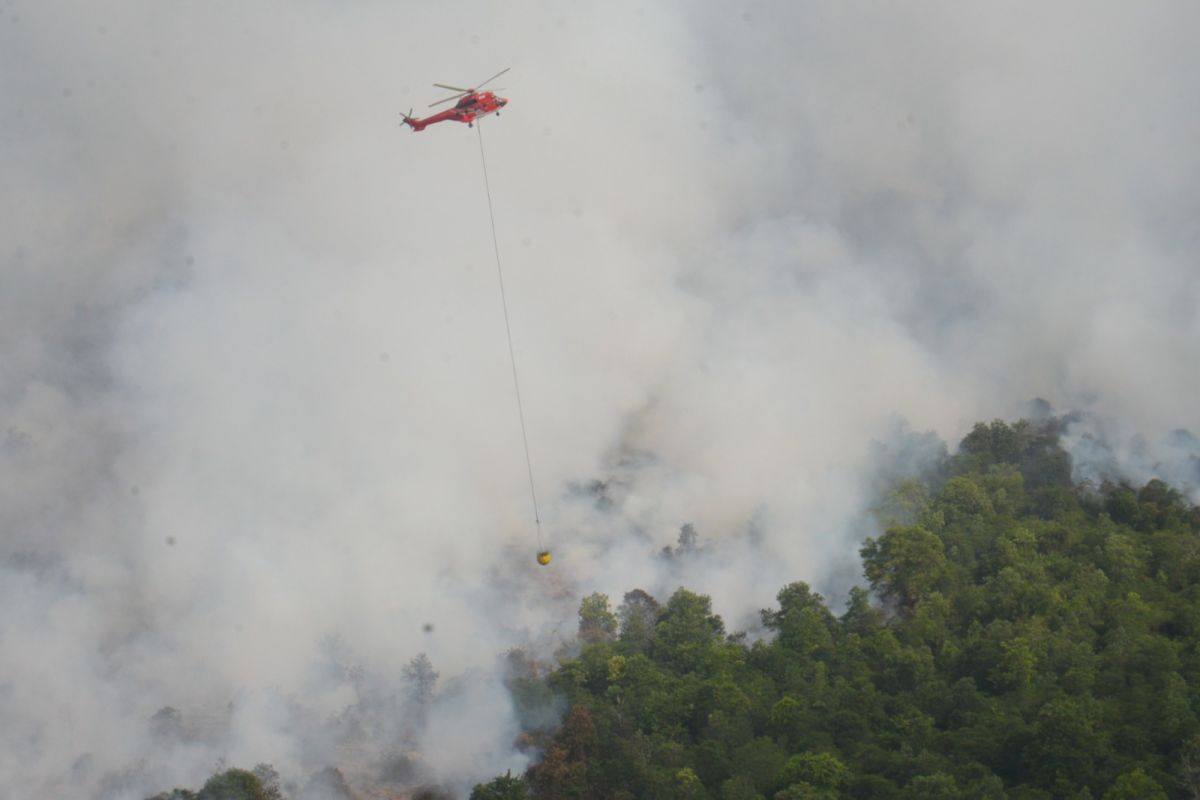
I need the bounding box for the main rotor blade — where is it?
[433,82,471,92]
[429,91,468,108]
[475,67,509,90]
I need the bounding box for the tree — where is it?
[761,583,835,659]
[1101,768,1167,800]
[250,765,282,800]
[860,525,947,613]
[579,592,618,644]
[840,585,883,636]
[718,774,763,800]
[773,786,838,800]
[558,705,599,761]
[957,418,1071,489]
[673,767,710,800]
[404,653,439,706]
[526,745,588,800]
[937,476,994,524]
[1024,697,1105,790]
[661,524,704,562]
[778,753,847,792]
[470,771,529,800]
[960,420,1023,466]
[524,706,598,799]
[195,769,272,800]
[900,773,961,800]
[654,588,725,671]
[149,706,185,743]
[618,589,661,653]
[403,652,439,731]
[146,767,280,800]
[1179,734,1200,799]
[730,738,787,796]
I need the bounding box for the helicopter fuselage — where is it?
[403,91,508,132]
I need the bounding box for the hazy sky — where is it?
[2,1,1199,797]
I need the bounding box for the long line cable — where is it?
[477,122,543,548]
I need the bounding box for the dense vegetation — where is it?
[477,419,1200,800]
[147,765,284,800]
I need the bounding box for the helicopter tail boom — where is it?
[400,109,428,132]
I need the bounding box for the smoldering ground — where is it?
[2,1,1199,797]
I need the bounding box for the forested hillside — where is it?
[478,419,1200,800]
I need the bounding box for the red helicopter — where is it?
[401,68,509,132]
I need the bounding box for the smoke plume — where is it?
[2,1,1198,796]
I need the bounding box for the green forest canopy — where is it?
[482,418,1200,800]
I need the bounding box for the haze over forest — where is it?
[1,1,1198,797]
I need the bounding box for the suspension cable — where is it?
[477,123,543,548]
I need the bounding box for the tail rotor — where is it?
[400,108,424,132]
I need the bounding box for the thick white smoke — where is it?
[2,1,1198,797]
